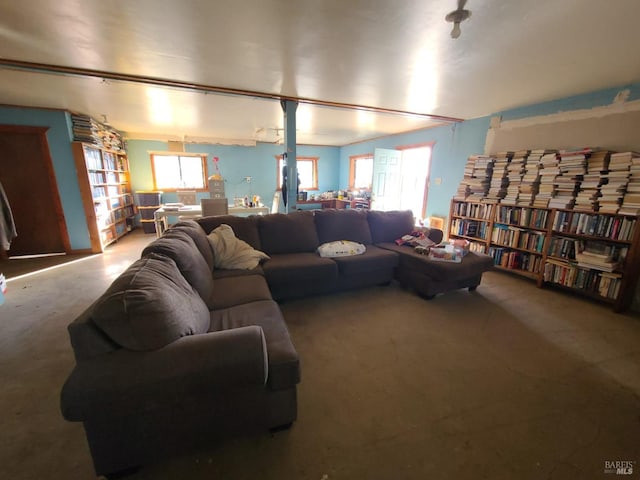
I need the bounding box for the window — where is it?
[349,154,374,190]
[150,153,208,191]
[277,156,319,190]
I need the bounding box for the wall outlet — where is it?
[244,176,252,183]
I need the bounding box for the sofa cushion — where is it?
[209,299,300,390]
[331,245,399,275]
[314,209,373,245]
[92,253,210,351]
[368,210,415,244]
[258,211,319,254]
[197,215,262,250]
[213,265,264,279]
[142,229,215,309]
[261,252,338,285]
[168,220,214,270]
[211,274,273,310]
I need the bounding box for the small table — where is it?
[153,205,269,237]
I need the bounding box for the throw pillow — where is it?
[317,240,366,258]
[91,253,210,351]
[207,224,270,269]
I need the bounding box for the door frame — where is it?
[395,141,435,220]
[0,124,71,255]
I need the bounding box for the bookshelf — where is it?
[73,142,136,252]
[448,199,640,312]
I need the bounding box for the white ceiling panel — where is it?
[0,0,639,145]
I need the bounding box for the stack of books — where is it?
[574,239,624,273]
[574,150,611,211]
[71,113,124,151]
[548,149,589,209]
[484,151,512,203]
[454,155,494,201]
[468,155,494,201]
[503,150,529,205]
[600,152,632,214]
[454,156,475,200]
[533,151,559,207]
[618,152,640,215]
[519,149,551,206]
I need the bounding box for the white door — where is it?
[371,148,403,211]
[398,146,432,220]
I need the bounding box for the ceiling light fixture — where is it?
[445,0,471,39]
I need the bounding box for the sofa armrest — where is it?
[61,325,267,421]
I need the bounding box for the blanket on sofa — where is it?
[207,224,270,269]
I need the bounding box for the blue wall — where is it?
[2,81,638,249]
[339,117,491,219]
[127,140,340,213]
[0,106,90,250]
[338,81,640,222]
[497,81,640,122]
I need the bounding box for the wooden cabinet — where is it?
[448,199,640,312]
[73,142,136,252]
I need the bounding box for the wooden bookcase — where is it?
[73,142,136,252]
[448,199,640,312]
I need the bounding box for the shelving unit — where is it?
[73,142,136,252]
[448,199,640,312]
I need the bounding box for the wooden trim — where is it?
[0,59,463,124]
[348,153,374,190]
[72,142,103,253]
[395,140,436,150]
[147,150,207,157]
[615,216,640,312]
[150,153,209,192]
[276,155,319,190]
[39,127,72,253]
[0,125,73,254]
[69,248,94,255]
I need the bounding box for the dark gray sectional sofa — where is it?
[60,209,492,477]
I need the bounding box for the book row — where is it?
[552,211,636,242]
[488,247,542,274]
[543,260,622,300]
[491,224,546,252]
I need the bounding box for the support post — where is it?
[281,99,298,213]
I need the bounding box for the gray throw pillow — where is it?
[92,253,210,351]
[142,229,215,309]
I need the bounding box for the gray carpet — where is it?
[1,230,639,479]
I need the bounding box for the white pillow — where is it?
[207,224,270,269]
[317,240,366,258]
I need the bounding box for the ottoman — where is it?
[377,243,494,299]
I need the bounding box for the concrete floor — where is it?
[1,229,639,479]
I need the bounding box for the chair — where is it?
[176,190,197,206]
[200,198,229,216]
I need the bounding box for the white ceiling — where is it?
[0,0,639,146]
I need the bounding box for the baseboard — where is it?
[68,248,94,255]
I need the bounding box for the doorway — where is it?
[371,144,432,220]
[0,126,70,257]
